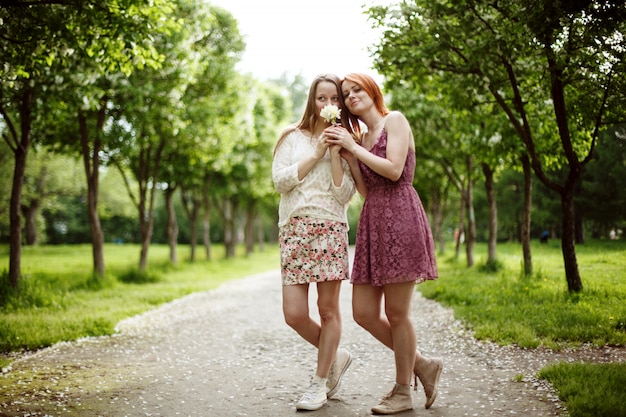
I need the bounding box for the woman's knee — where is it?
[317,302,340,325]
[320,314,340,328]
[383,283,413,327]
[316,282,341,324]
[283,307,309,329]
[352,284,383,329]
[384,306,410,328]
[353,303,377,329]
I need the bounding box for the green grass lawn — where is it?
[420,238,626,417]
[537,362,626,417]
[0,243,280,356]
[1,239,625,417]
[421,239,626,349]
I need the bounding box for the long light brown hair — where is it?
[274,74,359,155]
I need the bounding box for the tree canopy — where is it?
[367,0,626,291]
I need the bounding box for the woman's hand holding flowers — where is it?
[319,104,345,159]
[324,125,358,156]
[313,133,329,159]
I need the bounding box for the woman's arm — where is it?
[273,133,303,193]
[297,134,327,181]
[322,126,368,196]
[273,131,329,193]
[324,111,411,182]
[343,149,367,197]
[328,135,345,188]
[328,141,356,203]
[352,112,410,181]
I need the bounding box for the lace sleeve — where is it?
[272,133,303,194]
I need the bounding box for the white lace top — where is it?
[272,129,355,227]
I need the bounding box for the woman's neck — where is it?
[360,109,385,131]
[363,115,385,135]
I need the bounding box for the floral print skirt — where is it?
[279,216,350,285]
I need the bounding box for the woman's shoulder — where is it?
[274,126,303,155]
[281,126,308,139]
[279,125,295,137]
[385,111,409,124]
[383,111,414,149]
[383,111,411,132]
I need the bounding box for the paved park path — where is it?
[2,267,625,417]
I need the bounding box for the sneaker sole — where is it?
[327,352,353,398]
[371,405,413,415]
[296,400,327,411]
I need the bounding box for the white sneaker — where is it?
[296,381,327,411]
[326,348,352,398]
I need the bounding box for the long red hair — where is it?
[342,72,390,118]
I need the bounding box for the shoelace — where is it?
[301,383,323,401]
[380,387,399,404]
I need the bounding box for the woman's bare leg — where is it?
[282,284,320,347]
[383,282,417,386]
[315,280,342,378]
[352,284,393,347]
[353,282,420,385]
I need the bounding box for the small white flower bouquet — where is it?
[320,104,341,125]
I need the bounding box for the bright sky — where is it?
[207,0,385,83]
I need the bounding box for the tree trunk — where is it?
[137,140,165,271]
[561,185,583,292]
[8,144,27,288]
[165,186,178,265]
[245,204,255,256]
[78,109,105,278]
[543,41,584,291]
[189,206,198,263]
[481,163,497,264]
[9,143,27,288]
[257,215,265,251]
[181,187,200,263]
[22,203,40,245]
[138,204,150,270]
[137,174,150,271]
[574,207,584,244]
[521,154,533,276]
[223,196,237,258]
[202,212,211,260]
[86,178,105,277]
[465,156,476,267]
[429,185,446,255]
[23,164,46,245]
[5,87,34,288]
[202,177,212,261]
[455,196,466,260]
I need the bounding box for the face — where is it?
[314,81,341,117]
[342,80,370,116]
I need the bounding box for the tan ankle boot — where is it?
[414,357,443,409]
[371,383,412,415]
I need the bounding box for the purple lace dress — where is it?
[351,129,438,286]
